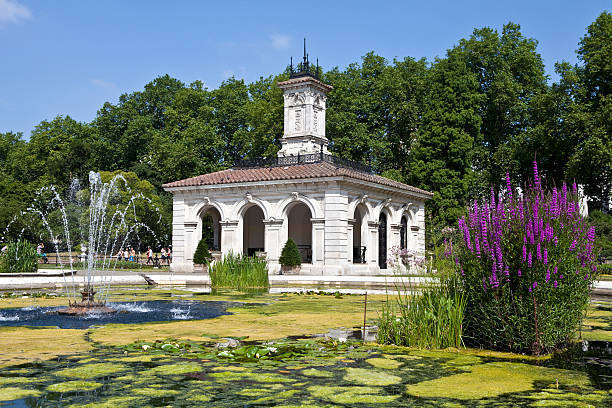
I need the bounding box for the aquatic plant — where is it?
[0,240,38,273]
[454,162,598,354]
[377,242,466,349]
[209,252,269,290]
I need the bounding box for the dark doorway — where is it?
[400,216,408,250]
[378,213,387,269]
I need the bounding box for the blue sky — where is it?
[0,0,609,138]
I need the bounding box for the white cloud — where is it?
[90,78,117,90]
[270,34,291,50]
[0,0,31,26]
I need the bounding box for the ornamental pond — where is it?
[0,287,611,407]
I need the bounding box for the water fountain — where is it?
[3,171,162,315]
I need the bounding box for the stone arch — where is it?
[192,199,226,222]
[232,197,270,220]
[199,207,222,251]
[241,203,265,256]
[351,203,369,263]
[286,202,313,263]
[277,195,321,220]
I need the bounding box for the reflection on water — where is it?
[0,300,232,329]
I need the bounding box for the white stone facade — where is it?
[164,70,432,275]
[166,179,428,275]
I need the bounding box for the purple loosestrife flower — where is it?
[533,161,540,189]
[572,182,577,194]
[537,243,542,261]
[553,280,558,288]
[545,269,551,283]
[587,226,595,243]
[569,239,577,251]
[533,281,538,289]
[543,248,548,265]
[506,172,512,198]
[553,266,558,274]
[560,274,563,279]
[518,269,522,277]
[528,252,533,267]
[475,236,481,258]
[523,244,527,262]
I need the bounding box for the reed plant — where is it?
[209,252,269,290]
[0,240,38,273]
[377,240,466,349]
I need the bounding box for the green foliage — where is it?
[209,252,269,290]
[0,240,38,273]
[589,210,612,258]
[377,249,466,349]
[193,239,212,265]
[278,239,302,267]
[455,171,597,354]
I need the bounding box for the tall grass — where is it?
[209,252,269,290]
[0,240,38,273]
[377,240,466,349]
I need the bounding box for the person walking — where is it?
[166,247,172,264]
[117,249,123,261]
[146,246,153,265]
[123,248,129,262]
[130,248,136,262]
[160,247,167,265]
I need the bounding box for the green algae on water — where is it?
[344,367,402,386]
[47,380,102,392]
[56,362,127,379]
[0,387,42,400]
[366,357,402,369]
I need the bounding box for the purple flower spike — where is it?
[522,245,527,262]
[528,252,533,267]
[537,243,542,261]
[518,269,522,277]
[569,239,576,251]
[553,280,558,288]
[506,172,512,198]
[543,248,548,265]
[560,274,564,279]
[545,270,550,283]
[554,266,558,274]
[533,281,538,289]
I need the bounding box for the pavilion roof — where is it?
[162,161,433,198]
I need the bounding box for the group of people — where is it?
[115,246,171,266]
[36,242,48,264]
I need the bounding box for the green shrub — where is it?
[0,240,38,273]
[193,239,212,265]
[454,163,598,354]
[279,239,302,267]
[209,252,269,290]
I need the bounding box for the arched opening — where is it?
[400,216,408,250]
[353,205,367,263]
[287,202,312,263]
[243,205,265,256]
[201,207,221,251]
[378,212,387,269]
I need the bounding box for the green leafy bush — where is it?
[193,239,212,265]
[279,239,302,267]
[0,240,38,273]
[209,252,268,290]
[454,163,598,354]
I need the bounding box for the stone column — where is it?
[220,220,239,256]
[390,224,402,250]
[368,221,379,265]
[263,218,284,264]
[183,221,198,270]
[323,187,349,273]
[169,196,190,273]
[347,219,355,263]
[311,218,325,266]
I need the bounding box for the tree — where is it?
[193,239,212,265]
[407,54,482,231]
[279,239,302,267]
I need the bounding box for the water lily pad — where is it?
[48,381,102,392]
[0,387,41,400]
[366,358,402,369]
[212,365,247,372]
[56,363,127,379]
[344,367,402,386]
[250,389,298,403]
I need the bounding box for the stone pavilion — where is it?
[163,48,433,275]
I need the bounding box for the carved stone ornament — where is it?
[381,198,392,207]
[291,192,299,200]
[245,193,253,203]
[358,194,369,204]
[203,196,211,205]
